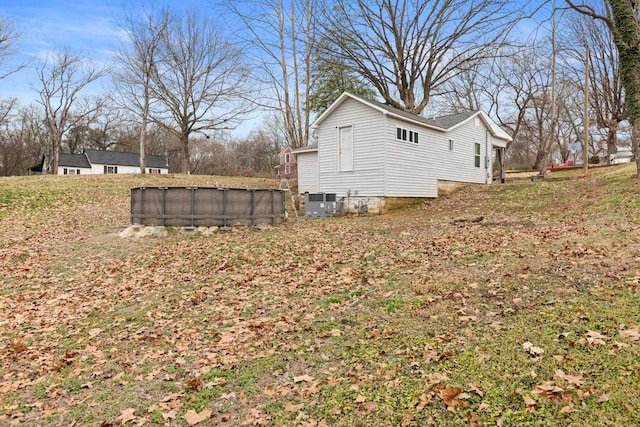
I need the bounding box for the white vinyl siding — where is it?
[92,164,139,174]
[309,93,510,199]
[386,117,439,197]
[58,167,91,175]
[316,97,386,197]
[296,151,318,194]
[436,119,491,184]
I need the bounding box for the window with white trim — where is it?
[396,127,419,144]
[148,168,161,174]
[285,164,290,175]
[104,165,118,174]
[474,143,481,168]
[285,153,291,163]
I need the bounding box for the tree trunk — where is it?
[139,115,147,174]
[606,127,617,164]
[632,117,640,176]
[49,136,59,174]
[181,135,190,174]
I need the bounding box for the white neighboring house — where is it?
[610,149,634,165]
[293,92,511,212]
[57,149,169,175]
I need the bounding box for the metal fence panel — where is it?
[130,187,286,227]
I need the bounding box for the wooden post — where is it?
[583,44,590,174]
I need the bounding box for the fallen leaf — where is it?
[554,369,583,387]
[355,394,366,403]
[619,325,640,341]
[467,383,484,397]
[116,408,136,424]
[477,402,490,411]
[285,402,304,412]
[184,409,212,425]
[523,396,537,411]
[294,374,314,383]
[523,341,544,356]
[162,410,177,420]
[597,393,610,403]
[414,393,431,412]
[187,378,202,390]
[585,330,607,346]
[437,386,464,412]
[560,405,573,413]
[533,382,564,400]
[88,328,103,338]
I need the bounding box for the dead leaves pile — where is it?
[1,170,640,425]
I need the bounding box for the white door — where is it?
[339,126,353,172]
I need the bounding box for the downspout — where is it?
[382,111,388,197]
[485,129,489,184]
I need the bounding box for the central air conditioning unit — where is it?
[304,192,339,218]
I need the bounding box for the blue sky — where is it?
[0,0,555,136]
[0,0,217,104]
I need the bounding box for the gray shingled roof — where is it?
[84,149,167,168]
[59,153,91,168]
[292,143,318,153]
[347,92,478,130]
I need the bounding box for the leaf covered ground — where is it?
[1,167,639,426]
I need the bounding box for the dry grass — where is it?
[1,167,639,426]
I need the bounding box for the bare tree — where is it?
[224,0,316,149]
[64,96,122,152]
[321,0,527,114]
[113,9,169,174]
[567,0,640,176]
[562,11,625,164]
[150,10,251,173]
[0,18,24,79]
[0,98,18,175]
[33,48,107,173]
[0,103,49,176]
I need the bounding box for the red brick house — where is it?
[278,146,297,179]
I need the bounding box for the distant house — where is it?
[610,149,634,165]
[294,92,510,212]
[58,153,92,175]
[58,149,169,175]
[278,146,297,179]
[27,155,46,175]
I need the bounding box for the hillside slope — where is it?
[1,167,639,426]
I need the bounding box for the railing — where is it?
[130,187,286,227]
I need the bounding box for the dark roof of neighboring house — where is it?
[28,154,46,172]
[84,149,167,168]
[59,153,91,168]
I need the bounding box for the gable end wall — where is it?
[317,98,386,197]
